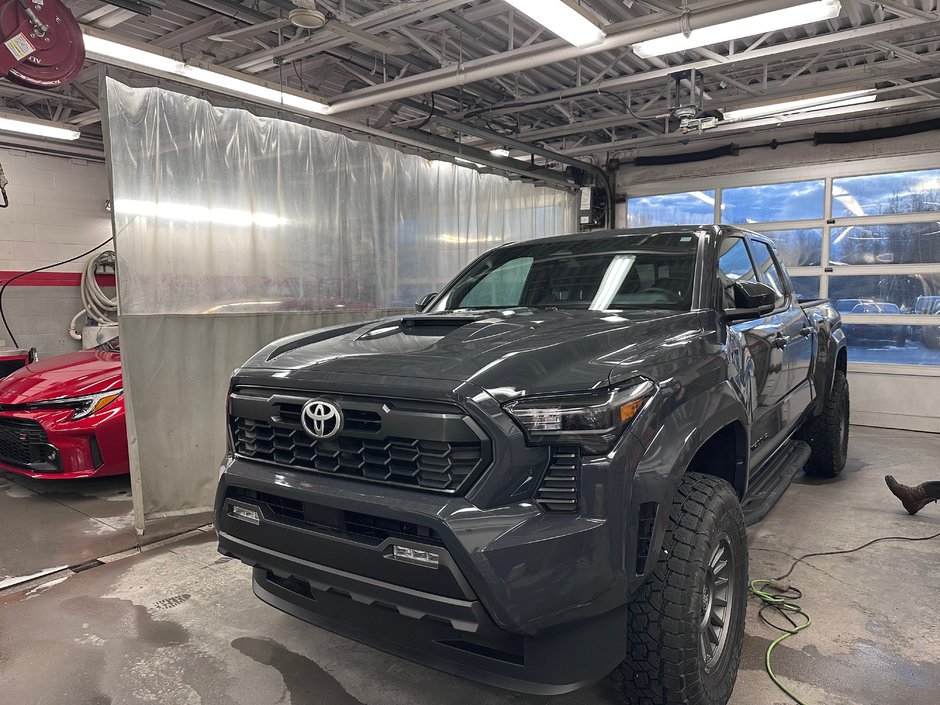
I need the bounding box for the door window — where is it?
[717,237,758,309]
[750,241,788,308]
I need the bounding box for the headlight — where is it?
[504,380,655,454]
[22,389,123,420]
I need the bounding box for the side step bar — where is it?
[741,440,811,526]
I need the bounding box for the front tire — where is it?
[798,369,849,477]
[614,473,748,705]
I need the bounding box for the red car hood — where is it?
[0,349,122,403]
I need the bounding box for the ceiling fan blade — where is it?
[327,22,411,56]
[209,18,293,43]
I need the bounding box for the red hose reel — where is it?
[0,0,84,89]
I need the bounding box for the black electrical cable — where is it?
[774,529,940,582]
[414,92,436,131]
[0,236,113,348]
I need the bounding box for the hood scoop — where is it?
[356,315,484,341]
[400,315,482,328]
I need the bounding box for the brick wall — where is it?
[0,148,113,358]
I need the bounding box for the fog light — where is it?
[392,545,439,567]
[230,504,260,525]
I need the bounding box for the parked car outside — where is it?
[912,295,940,348]
[0,339,127,479]
[844,302,906,346]
[833,298,876,314]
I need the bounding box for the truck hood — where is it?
[244,309,702,397]
[0,349,122,403]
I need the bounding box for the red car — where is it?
[0,339,127,479]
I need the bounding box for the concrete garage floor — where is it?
[0,472,213,589]
[1,428,938,705]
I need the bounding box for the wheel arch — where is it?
[628,385,749,590]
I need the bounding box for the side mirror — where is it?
[725,281,777,321]
[415,292,438,312]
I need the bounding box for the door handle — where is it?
[800,326,813,337]
[773,334,789,349]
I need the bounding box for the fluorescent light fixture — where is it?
[454,156,486,168]
[0,112,81,141]
[632,0,842,58]
[503,0,606,49]
[489,148,511,157]
[82,32,330,116]
[723,89,876,121]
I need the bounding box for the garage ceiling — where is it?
[2,0,940,177]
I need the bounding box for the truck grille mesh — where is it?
[233,417,483,491]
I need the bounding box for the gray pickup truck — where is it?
[215,225,847,705]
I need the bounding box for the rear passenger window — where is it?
[717,237,757,309]
[750,241,788,308]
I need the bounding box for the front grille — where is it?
[535,448,580,512]
[226,487,444,546]
[0,418,48,468]
[230,389,490,494]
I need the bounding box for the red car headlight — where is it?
[21,389,123,420]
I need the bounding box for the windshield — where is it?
[432,231,698,313]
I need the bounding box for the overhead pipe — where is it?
[326,0,829,115]
[431,115,614,226]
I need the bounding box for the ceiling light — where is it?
[723,89,876,121]
[632,0,842,58]
[0,112,81,141]
[454,156,487,168]
[489,148,511,157]
[503,0,606,49]
[82,32,330,116]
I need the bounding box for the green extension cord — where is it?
[749,579,812,705]
[749,529,940,705]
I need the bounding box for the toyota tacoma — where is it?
[215,226,847,705]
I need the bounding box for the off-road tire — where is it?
[613,473,748,705]
[798,370,849,477]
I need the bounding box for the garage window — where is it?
[831,223,940,266]
[721,180,825,224]
[832,167,940,217]
[626,190,715,227]
[626,165,940,366]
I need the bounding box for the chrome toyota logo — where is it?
[300,399,343,440]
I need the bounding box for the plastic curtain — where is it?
[103,78,578,530]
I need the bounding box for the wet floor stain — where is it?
[741,633,940,705]
[0,590,237,704]
[233,636,366,705]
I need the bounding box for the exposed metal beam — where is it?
[458,16,935,120]
[386,127,574,187]
[432,114,607,176]
[559,94,940,157]
[326,0,815,115]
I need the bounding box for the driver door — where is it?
[719,236,787,466]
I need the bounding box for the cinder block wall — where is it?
[0,148,113,359]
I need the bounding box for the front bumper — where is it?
[215,451,638,694]
[0,406,128,479]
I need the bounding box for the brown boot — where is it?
[885,475,938,515]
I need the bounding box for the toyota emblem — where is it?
[300,399,343,440]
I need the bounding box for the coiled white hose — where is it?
[69,250,118,340]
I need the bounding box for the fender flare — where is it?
[626,382,749,591]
